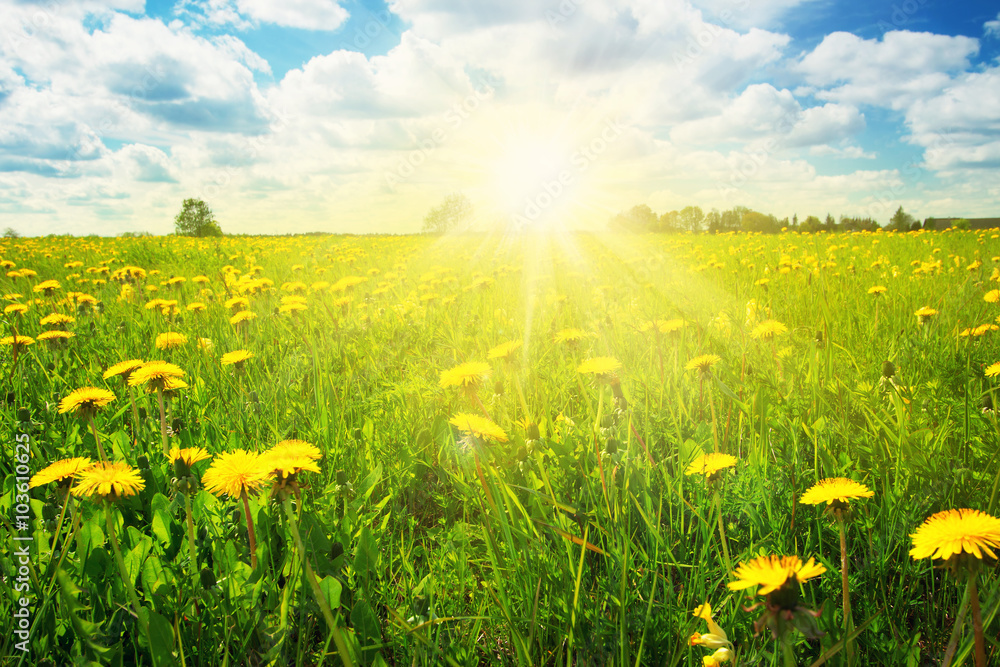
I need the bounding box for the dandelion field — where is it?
[2,228,1000,666]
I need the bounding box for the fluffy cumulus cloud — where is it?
[0,0,997,234]
[175,0,349,30]
[796,31,978,109]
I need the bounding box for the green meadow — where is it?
[2,228,999,666]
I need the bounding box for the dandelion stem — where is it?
[156,387,169,455]
[969,571,986,667]
[184,492,199,589]
[839,515,854,667]
[50,489,72,556]
[281,495,355,667]
[240,490,258,570]
[942,575,972,667]
[780,635,796,667]
[88,414,108,463]
[105,502,157,667]
[714,491,731,573]
[127,385,141,456]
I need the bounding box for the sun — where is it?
[486,134,579,228]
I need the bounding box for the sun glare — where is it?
[486,135,579,229]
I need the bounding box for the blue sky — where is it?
[1,0,998,235]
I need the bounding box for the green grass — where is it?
[1,228,998,666]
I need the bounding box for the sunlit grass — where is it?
[1,227,998,665]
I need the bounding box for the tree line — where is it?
[608,204,959,234]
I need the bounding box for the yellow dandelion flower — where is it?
[553,328,593,344]
[910,508,1000,562]
[186,302,206,312]
[984,289,1000,304]
[4,303,28,316]
[449,413,508,442]
[40,312,74,327]
[221,349,254,366]
[751,319,788,340]
[728,555,826,595]
[58,387,115,415]
[36,330,74,343]
[800,478,873,508]
[155,332,188,350]
[103,359,144,381]
[577,356,622,377]
[686,354,721,373]
[74,461,145,501]
[229,310,256,326]
[915,306,938,320]
[201,449,269,498]
[985,362,1000,378]
[33,279,61,295]
[868,285,887,296]
[685,453,737,477]
[1,335,35,350]
[225,296,249,310]
[29,457,94,488]
[169,447,212,467]
[279,302,308,314]
[488,340,522,360]
[128,361,185,388]
[440,361,491,389]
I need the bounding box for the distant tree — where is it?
[824,214,836,231]
[610,204,658,232]
[801,215,822,232]
[953,218,970,230]
[923,217,936,230]
[678,206,705,232]
[889,206,916,232]
[174,199,223,237]
[704,209,722,233]
[741,210,780,233]
[3,227,20,238]
[791,213,798,228]
[659,210,681,233]
[840,216,880,232]
[719,206,748,232]
[423,193,473,233]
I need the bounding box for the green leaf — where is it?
[138,607,175,660]
[152,508,172,546]
[320,575,343,610]
[123,535,152,585]
[351,599,382,665]
[56,568,111,659]
[354,527,377,586]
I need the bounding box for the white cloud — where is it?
[797,30,978,109]
[689,0,822,30]
[809,144,875,159]
[906,67,1000,170]
[236,0,348,30]
[173,0,349,30]
[985,12,1000,37]
[669,84,863,149]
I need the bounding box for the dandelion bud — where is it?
[17,406,31,422]
[200,567,217,589]
[527,423,540,440]
[336,470,348,485]
[882,360,896,379]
